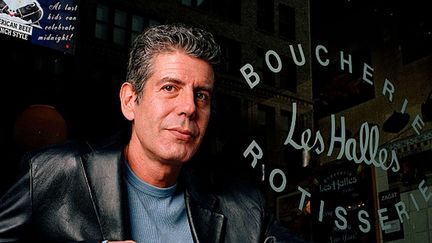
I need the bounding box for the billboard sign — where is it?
[0,0,78,54]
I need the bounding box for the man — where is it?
[0,24,306,243]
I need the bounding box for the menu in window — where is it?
[379,188,404,242]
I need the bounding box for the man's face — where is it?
[125,51,214,165]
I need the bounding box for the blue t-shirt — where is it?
[125,163,194,243]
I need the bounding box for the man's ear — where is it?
[119,82,136,121]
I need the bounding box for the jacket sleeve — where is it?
[0,166,104,243]
[0,171,32,242]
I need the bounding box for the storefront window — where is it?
[2,0,431,242]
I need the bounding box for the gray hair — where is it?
[126,23,221,102]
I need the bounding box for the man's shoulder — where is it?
[25,140,89,162]
[26,136,123,170]
[21,140,90,179]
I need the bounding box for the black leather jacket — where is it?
[0,140,307,243]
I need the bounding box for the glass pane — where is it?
[181,0,192,6]
[257,0,274,32]
[132,15,144,32]
[114,9,127,27]
[95,22,108,40]
[149,19,161,27]
[96,4,109,22]
[113,27,126,45]
[279,4,295,40]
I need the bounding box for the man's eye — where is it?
[195,92,209,101]
[162,85,175,92]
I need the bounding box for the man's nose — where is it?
[177,89,196,119]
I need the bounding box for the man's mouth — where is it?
[168,128,196,141]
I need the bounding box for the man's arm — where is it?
[0,171,31,242]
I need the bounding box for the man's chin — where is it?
[160,151,194,165]
[157,142,201,163]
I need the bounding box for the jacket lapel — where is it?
[182,168,225,243]
[81,144,130,240]
[185,190,225,243]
